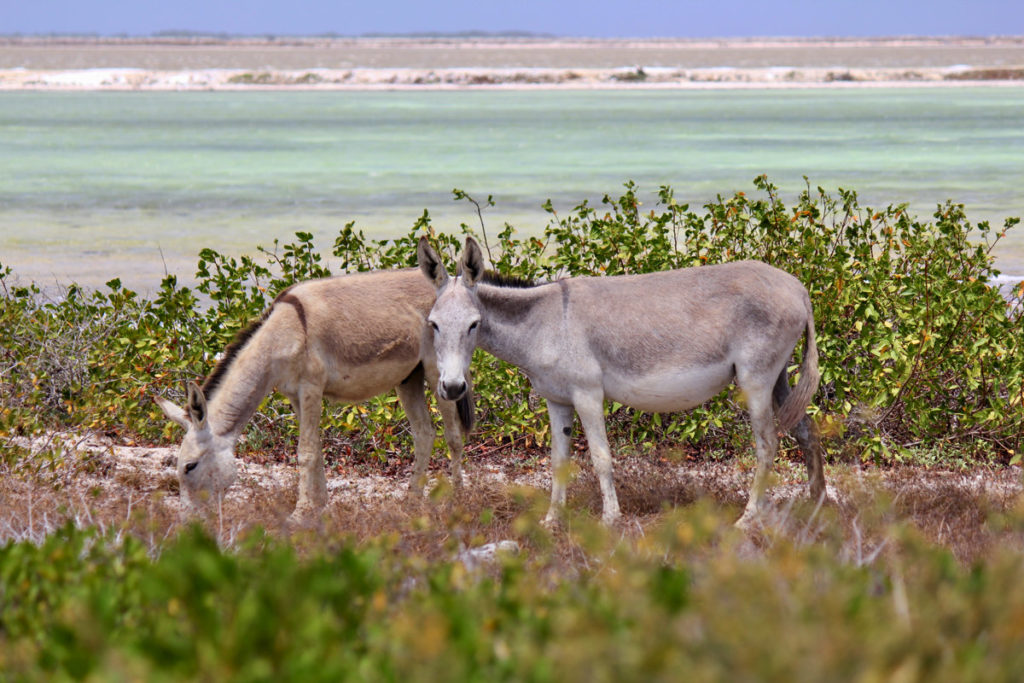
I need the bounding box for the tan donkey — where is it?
[156,269,472,519]
[419,237,824,528]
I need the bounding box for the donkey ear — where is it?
[155,395,190,430]
[186,382,209,431]
[417,236,450,289]
[460,237,485,287]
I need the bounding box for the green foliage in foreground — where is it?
[1,177,1021,465]
[3,509,1024,681]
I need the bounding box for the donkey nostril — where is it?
[184,461,199,475]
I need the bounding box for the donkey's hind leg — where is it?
[772,371,825,502]
[737,382,778,529]
[397,364,437,497]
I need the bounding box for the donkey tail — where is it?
[775,297,820,433]
[457,377,476,435]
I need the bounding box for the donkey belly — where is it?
[321,359,419,403]
[603,362,734,413]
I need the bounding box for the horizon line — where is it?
[3,32,1023,41]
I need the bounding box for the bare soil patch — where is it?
[3,432,1021,565]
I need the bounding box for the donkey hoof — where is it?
[286,505,324,530]
[406,474,428,499]
[541,512,563,531]
[600,511,622,527]
[734,509,763,532]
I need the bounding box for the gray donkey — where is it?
[418,236,824,528]
[156,269,472,520]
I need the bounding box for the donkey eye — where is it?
[184,461,199,475]
[468,321,479,333]
[429,321,439,332]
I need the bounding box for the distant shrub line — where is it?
[1,177,1021,469]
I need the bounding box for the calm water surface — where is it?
[1,88,1022,289]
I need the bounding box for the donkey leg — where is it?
[436,396,465,490]
[792,418,825,503]
[574,391,621,526]
[543,400,576,526]
[737,385,778,528]
[421,362,466,490]
[396,369,437,497]
[772,371,826,503]
[295,384,328,515]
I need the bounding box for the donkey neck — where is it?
[205,332,277,440]
[476,281,560,371]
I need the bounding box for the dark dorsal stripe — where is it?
[276,292,307,333]
[479,270,539,289]
[201,286,305,401]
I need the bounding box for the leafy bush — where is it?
[1,178,1021,466]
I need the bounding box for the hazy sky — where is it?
[5,0,1022,38]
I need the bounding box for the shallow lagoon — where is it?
[1,87,1022,290]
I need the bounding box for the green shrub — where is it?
[1,178,1021,465]
[4,511,1024,680]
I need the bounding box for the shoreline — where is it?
[2,35,1023,90]
[3,65,1024,91]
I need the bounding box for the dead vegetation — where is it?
[2,432,1021,568]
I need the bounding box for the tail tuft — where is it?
[776,298,820,432]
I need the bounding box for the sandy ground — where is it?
[5,429,1021,562]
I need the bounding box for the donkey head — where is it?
[417,236,486,402]
[155,382,238,509]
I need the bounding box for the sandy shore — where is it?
[3,65,1024,91]
[1,36,1023,90]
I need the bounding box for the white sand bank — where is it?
[2,64,1023,91]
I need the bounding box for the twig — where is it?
[454,189,494,263]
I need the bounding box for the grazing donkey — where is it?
[418,236,824,528]
[155,269,473,519]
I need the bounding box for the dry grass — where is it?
[1,434,1022,568]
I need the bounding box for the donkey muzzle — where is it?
[439,378,468,401]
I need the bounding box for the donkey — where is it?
[418,236,824,528]
[155,269,473,520]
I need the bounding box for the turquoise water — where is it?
[1,88,1022,289]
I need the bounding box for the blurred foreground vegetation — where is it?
[3,497,1024,680]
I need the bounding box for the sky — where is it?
[3,0,1022,38]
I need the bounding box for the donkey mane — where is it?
[200,307,273,400]
[201,285,302,400]
[479,270,539,289]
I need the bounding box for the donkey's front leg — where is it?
[574,391,621,526]
[294,383,328,516]
[397,371,437,497]
[543,400,576,527]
